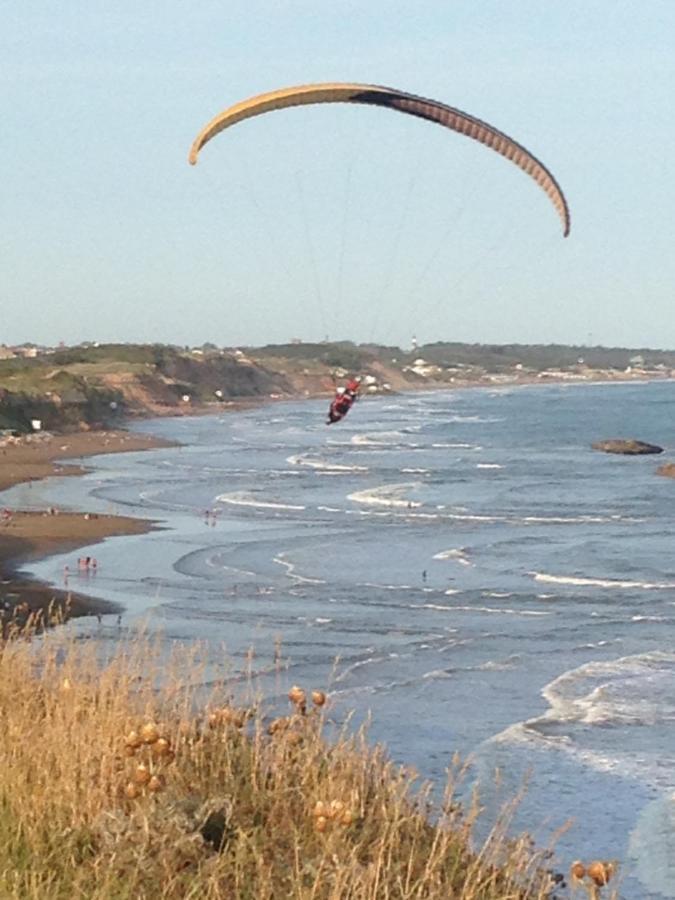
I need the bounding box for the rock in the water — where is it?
[657,462,675,478]
[592,439,664,455]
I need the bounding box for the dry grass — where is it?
[0,627,619,899]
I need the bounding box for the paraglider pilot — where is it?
[327,376,362,424]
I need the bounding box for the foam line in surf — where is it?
[348,482,422,508]
[433,548,472,566]
[217,492,305,511]
[531,572,675,589]
[350,431,412,447]
[286,454,368,473]
[490,651,675,769]
[273,553,326,584]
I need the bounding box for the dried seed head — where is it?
[315,816,328,833]
[340,809,354,827]
[123,744,137,758]
[288,685,305,706]
[311,690,327,707]
[286,731,303,746]
[329,799,345,819]
[124,782,141,800]
[148,774,166,793]
[134,764,151,785]
[125,730,142,749]
[587,861,613,887]
[140,722,160,745]
[208,711,221,728]
[313,800,327,818]
[152,738,171,758]
[61,677,72,692]
[569,861,586,883]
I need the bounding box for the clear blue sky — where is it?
[3,1,675,349]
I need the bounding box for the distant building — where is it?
[13,345,38,358]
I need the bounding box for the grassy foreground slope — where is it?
[0,626,605,900]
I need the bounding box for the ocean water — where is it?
[11,380,675,898]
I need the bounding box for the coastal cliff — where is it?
[3,340,674,435]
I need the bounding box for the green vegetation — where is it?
[1,339,673,434]
[404,342,675,373]
[251,342,376,373]
[0,627,620,900]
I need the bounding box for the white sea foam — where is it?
[286,454,367,473]
[433,548,472,566]
[492,652,675,758]
[445,415,504,424]
[400,467,429,474]
[216,492,305,511]
[348,509,439,520]
[411,602,550,617]
[348,482,422,508]
[334,654,381,683]
[531,571,675,590]
[412,602,456,611]
[351,431,408,447]
[431,442,481,449]
[518,514,639,524]
[273,553,325,585]
[363,581,416,591]
[476,463,503,469]
[476,656,521,671]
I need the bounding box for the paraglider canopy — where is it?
[189,82,570,236]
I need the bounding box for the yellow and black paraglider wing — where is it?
[188,82,570,237]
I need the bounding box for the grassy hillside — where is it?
[0,623,619,899]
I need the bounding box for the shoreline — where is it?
[0,430,172,623]
[1,374,671,624]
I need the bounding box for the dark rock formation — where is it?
[592,439,664,455]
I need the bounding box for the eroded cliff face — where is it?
[0,346,410,433]
[6,340,663,435]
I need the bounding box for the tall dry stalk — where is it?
[0,627,619,899]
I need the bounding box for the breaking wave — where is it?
[286,453,367,473]
[216,492,305,511]
[433,548,472,566]
[531,572,675,590]
[347,482,422,508]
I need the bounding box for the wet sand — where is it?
[0,430,171,621]
[0,429,172,492]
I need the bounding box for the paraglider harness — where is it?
[326,378,361,424]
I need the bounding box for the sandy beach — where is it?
[0,430,171,622]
